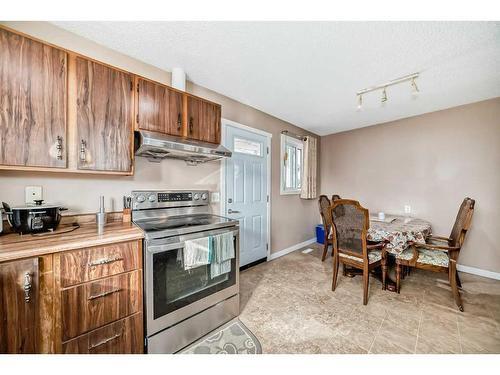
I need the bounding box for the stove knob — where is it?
[148,194,156,203]
[193,193,200,200]
[201,193,208,200]
[136,194,146,203]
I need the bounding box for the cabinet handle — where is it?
[88,333,122,351]
[56,136,63,160]
[88,288,122,301]
[177,113,182,131]
[80,140,87,162]
[87,257,124,267]
[24,272,32,303]
[189,117,194,134]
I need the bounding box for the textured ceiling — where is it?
[53,21,500,135]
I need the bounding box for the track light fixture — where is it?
[356,72,420,109]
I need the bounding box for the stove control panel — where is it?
[158,192,192,202]
[131,190,209,210]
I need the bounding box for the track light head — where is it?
[411,77,419,97]
[357,94,363,111]
[381,87,388,103]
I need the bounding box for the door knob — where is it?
[228,209,240,214]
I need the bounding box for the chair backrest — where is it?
[331,194,341,202]
[449,197,475,248]
[318,195,332,233]
[329,199,369,262]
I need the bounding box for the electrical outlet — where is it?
[404,205,412,214]
[211,192,220,203]
[25,186,42,204]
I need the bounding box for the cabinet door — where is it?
[137,78,183,136]
[76,57,133,172]
[186,96,221,144]
[0,258,39,353]
[0,28,67,168]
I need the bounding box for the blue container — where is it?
[316,224,325,244]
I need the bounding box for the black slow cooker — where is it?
[2,200,68,234]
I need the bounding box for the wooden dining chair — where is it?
[395,197,475,311]
[318,195,334,261]
[329,199,387,305]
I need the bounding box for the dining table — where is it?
[345,214,432,292]
[368,215,432,256]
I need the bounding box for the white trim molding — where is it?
[221,118,272,138]
[457,264,500,281]
[269,238,316,260]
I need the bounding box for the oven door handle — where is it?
[147,228,239,254]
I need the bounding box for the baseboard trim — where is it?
[457,264,500,281]
[269,238,316,260]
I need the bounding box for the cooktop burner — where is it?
[134,214,237,239]
[136,214,231,232]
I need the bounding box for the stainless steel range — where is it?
[132,190,240,353]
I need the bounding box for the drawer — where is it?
[63,313,143,354]
[61,270,142,341]
[59,241,140,287]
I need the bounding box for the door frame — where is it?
[220,118,272,261]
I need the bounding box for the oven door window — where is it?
[153,240,237,319]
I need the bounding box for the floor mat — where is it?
[180,318,262,354]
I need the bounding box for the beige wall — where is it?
[320,97,500,273]
[0,21,319,254]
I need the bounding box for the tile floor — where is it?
[238,243,500,354]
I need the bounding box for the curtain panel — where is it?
[300,136,317,199]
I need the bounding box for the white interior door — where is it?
[224,124,269,267]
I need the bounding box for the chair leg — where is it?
[381,262,387,291]
[396,264,401,294]
[450,261,464,312]
[456,270,462,288]
[332,254,339,291]
[321,238,328,262]
[362,267,369,305]
[342,263,347,276]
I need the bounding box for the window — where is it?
[280,134,303,195]
[234,137,262,156]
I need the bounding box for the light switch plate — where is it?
[404,205,412,214]
[25,186,42,204]
[211,192,220,203]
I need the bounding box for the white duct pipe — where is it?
[171,67,186,91]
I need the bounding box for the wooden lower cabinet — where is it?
[62,313,143,354]
[0,258,39,353]
[0,239,144,354]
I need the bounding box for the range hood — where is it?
[134,130,232,165]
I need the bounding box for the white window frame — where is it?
[280,134,304,195]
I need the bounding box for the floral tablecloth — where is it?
[367,216,432,256]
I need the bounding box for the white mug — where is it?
[378,212,385,220]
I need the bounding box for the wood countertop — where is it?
[0,221,144,263]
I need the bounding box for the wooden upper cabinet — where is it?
[0,258,39,354]
[136,78,183,136]
[186,95,221,144]
[76,57,134,172]
[0,28,67,168]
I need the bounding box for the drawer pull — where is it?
[88,333,122,351]
[87,257,124,267]
[24,272,32,303]
[88,288,122,300]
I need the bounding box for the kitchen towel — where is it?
[210,232,235,278]
[184,236,211,270]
